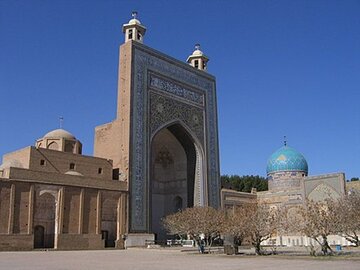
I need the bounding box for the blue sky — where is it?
[0,0,359,179]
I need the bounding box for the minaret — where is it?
[122,11,146,43]
[186,44,209,71]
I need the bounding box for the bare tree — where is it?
[162,206,225,253]
[222,206,249,246]
[223,202,278,255]
[245,202,278,255]
[293,199,338,255]
[336,193,360,246]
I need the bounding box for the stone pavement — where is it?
[0,248,358,270]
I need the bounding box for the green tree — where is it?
[221,174,268,192]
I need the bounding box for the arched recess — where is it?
[34,225,45,248]
[308,183,340,201]
[33,191,56,248]
[64,141,74,153]
[47,141,59,151]
[150,121,206,241]
[173,196,183,212]
[101,193,118,248]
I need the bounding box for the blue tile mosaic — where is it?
[266,146,308,174]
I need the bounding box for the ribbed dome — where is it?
[128,18,142,25]
[192,49,204,56]
[43,129,76,140]
[267,146,308,174]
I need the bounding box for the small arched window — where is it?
[173,196,183,212]
[48,142,58,150]
[65,142,74,153]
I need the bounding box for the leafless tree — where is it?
[244,202,278,255]
[335,193,360,246]
[289,199,338,255]
[223,202,278,255]
[222,206,249,246]
[162,206,225,253]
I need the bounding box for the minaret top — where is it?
[128,11,141,25]
[122,11,146,43]
[187,44,209,71]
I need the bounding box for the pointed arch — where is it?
[149,121,207,241]
[34,190,57,248]
[150,119,204,151]
[47,141,59,151]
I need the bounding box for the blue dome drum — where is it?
[266,145,308,191]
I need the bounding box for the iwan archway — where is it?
[150,122,206,240]
[94,38,221,246]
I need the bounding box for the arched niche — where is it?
[150,122,205,241]
[33,190,57,248]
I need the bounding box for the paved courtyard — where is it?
[0,248,359,270]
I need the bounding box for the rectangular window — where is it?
[112,168,119,180]
[128,29,133,39]
[40,159,45,166]
[69,163,75,170]
[194,60,199,68]
[98,168,103,174]
[101,230,108,240]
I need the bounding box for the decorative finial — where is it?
[59,116,64,129]
[284,135,287,146]
[132,11,138,19]
[195,43,201,50]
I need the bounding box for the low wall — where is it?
[125,233,155,247]
[57,234,104,250]
[0,234,33,251]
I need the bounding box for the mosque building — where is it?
[260,141,346,206]
[0,128,128,250]
[222,140,355,247]
[0,13,355,251]
[0,13,221,250]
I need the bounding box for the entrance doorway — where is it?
[150,123,204,241]
[33,192,56,248]
[34,225,45,248]
[101,196,117,248]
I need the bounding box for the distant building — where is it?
[222,143,356,247]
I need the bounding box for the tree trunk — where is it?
[208,237,213,253]
[235,236,243,246]
[254,239,262,255]
[309,244,316,256]
[354,234,360,247]
[344,232,359,247]
[321,235,333,256]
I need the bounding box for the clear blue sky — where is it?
[0,0,359,179]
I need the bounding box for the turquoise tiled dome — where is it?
[266,146,308,174]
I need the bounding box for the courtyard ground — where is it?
[0,248,359,270]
